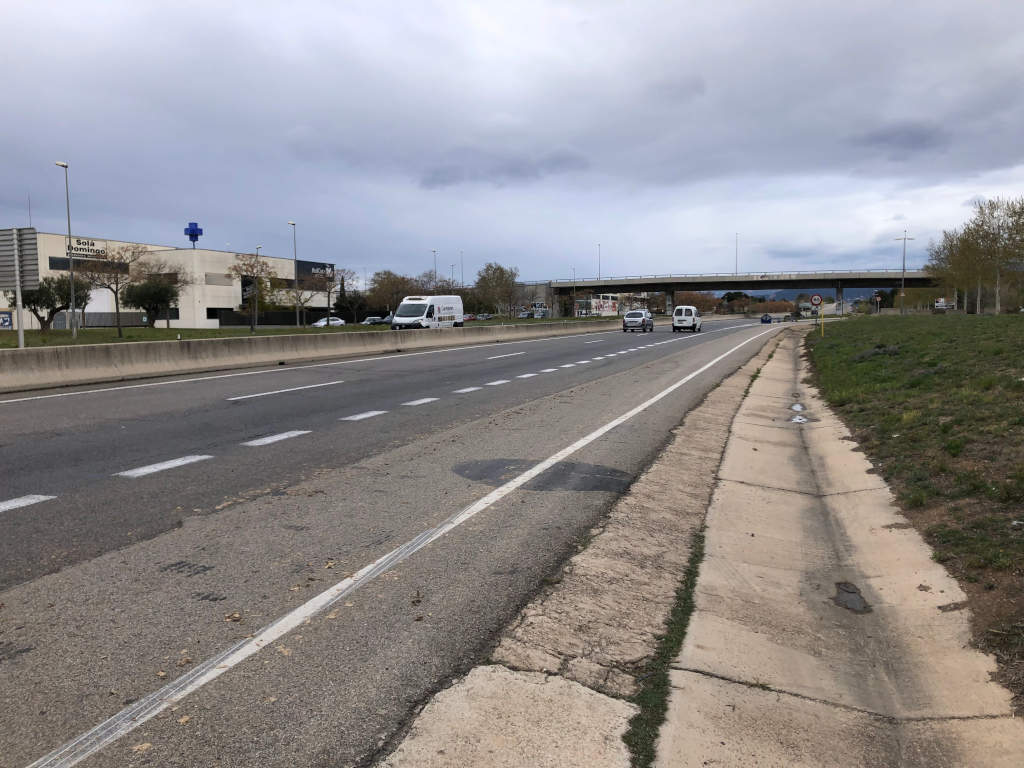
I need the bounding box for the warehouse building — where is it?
[0,229,336,330]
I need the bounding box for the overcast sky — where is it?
[3,1,1023,284]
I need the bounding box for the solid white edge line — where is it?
[453,387,481,393]
[25,324,781,768]
[226,380,345,401]
[114,455,213,478]
[340,410,388,421]
[241,431,311,447]
[485,351,526,360]
[0,328,629,406]
[402,398,440,406]
[0,494,56,513]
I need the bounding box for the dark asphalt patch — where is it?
[452,458,632,493]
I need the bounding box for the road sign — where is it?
[0,311,11,330]
[810,294,822,306]
[0,228,40,291]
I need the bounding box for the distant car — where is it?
[671,305,702,332]
[313,316,345,327]
[517,311,531,319]
[360,316,384,325]
[463,313,477,321]
[761,313,773,324]
[477,313,493,320]
[623,310,654,332]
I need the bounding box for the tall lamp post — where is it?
[55,161,76,338]
[432,249,438,287]
[894,230,914,315]
[288,221,299,327]
[597,243,601,280]
[571,266,576,318]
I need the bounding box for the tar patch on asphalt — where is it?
[452,458,631,493]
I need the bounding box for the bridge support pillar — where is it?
[665,289,674,316]
[835,282,844,315]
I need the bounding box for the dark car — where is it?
[761,313,773,324]
[463,313,477,321]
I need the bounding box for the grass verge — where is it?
[622,529,705,767]
[805,314,1024,703]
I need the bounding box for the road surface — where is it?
[0,319,778,768]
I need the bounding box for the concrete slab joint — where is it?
[657,332,1024,767]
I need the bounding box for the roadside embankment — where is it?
[378,331,783,768]
[0,320,618,393]
[657,330,1024,766]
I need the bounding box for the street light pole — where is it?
[432,249,437,287]
[450,264,455,285]
[460,250,464,288]
[55,162,76,338]
[288,221,299,327]
[735,232,738,275]
[597,243,601,280]
[894,230,914,315]
[572,266,576,317]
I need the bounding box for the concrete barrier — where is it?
[0,322,620,394]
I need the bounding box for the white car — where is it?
[313,316,345,327]
[671,306,702,332]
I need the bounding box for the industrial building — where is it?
[0,229,335,329]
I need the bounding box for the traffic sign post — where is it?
[0,227,40,349]
[810,294,823,336]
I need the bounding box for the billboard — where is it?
[296,260,335,287]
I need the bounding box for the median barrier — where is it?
[0,321,620,394]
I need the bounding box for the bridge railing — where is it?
[520,266,929,286]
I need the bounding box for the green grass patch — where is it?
[622,529,705,768]
[806,313,1024,700]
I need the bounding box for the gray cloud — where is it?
[421,149,589,188]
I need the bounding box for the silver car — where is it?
[622,310,654,332]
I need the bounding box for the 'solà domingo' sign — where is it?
[66,238,108,258]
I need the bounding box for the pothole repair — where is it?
[831,582,872,614]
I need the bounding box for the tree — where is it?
[674,291,717,313]
[76,243,149,338]
[122,258,192,328]
[368,270,419,313]
[3,274,92,331]
[474,262,519,315]
[335,288,368,323]
[227,252,278,332]
[307,267,351,324]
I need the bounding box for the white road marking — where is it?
[485,379,510,386]
[27,324,781,768]
[114,455,213,478]
[340,410,388,421]
[583,340,603,344]
[402,398,439,406]
[486,352,526,360]
[0,328,630,406]
[226,380,345,401]
[575,360,592,364]
[241,431,311,447]
[592,356,605,360]
[453,387,482,393]
[560,363,576,368]
[539,368,558,373]
[516,373,538,378]
[0,494,56,513]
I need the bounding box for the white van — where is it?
[672,305,702,332]
[390,295,464,330]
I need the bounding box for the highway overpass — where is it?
[527,269,933,315]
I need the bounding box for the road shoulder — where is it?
[378,332,782,767]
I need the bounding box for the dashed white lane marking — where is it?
[27,325,782,768]
[583,340,603,344]
[560,363,576,368]
[340,410,388,421]
[241,431,311,447]
[114,455,213,478]
[486,352,526,360]
[516,373,538,378]
[402,398,440,406]
[226,380,345,401]
[539,368,558,373]
[592,356,605,360]
[485,379,510,386]
[575,360,592,364]
[0,494,56,513]
[453,387,482,393]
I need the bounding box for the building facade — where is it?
[0,231,335,329]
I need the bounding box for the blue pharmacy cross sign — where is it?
[184,222,203,248]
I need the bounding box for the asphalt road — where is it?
[0,318,780,768]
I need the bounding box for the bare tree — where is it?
[227,252,278,332]
[76,243,148,338]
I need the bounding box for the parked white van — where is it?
[671,305,702,332]
[390,295,464,330]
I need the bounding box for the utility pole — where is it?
[253,245,263,331]
[571,266,576,318]
[894,230,914,315]
[450,264,455,285]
